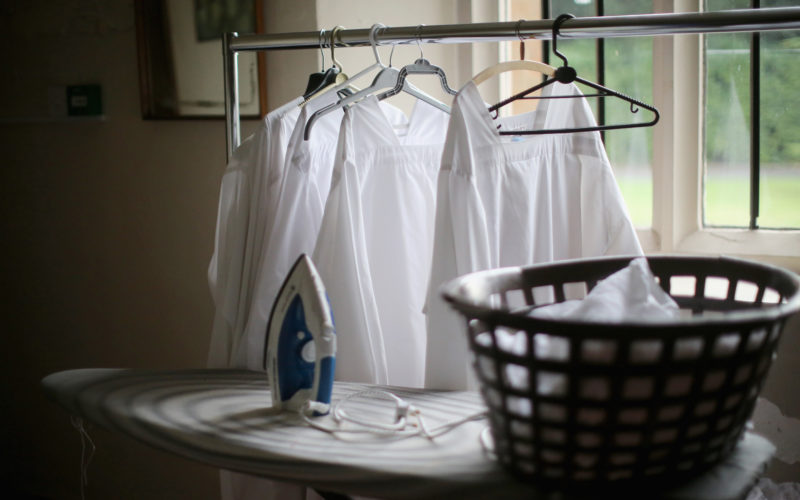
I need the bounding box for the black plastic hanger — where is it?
[304,67,340,99]
[490,14,660,135]
[303,30,340,100]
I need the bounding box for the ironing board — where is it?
[42,368,774,500]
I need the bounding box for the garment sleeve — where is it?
[312,112,389,385]
[578,153,643,259]
[424,97,491,391]
[207,132,258,368]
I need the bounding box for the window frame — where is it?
[649,0,800,272]
[498,0,800,271]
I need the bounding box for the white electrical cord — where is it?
[299,390,487,440]
[70,416,96,500]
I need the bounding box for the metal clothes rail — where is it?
[223,7,800,159]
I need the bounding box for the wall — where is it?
[0,1,262,498]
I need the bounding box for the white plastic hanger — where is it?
[302,27,354,106]
[301,25,386,110]
[472,60,555,86]
[378,25,458,101]
[304,24,448,140]
[471,19,555,86]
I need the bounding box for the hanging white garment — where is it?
[208,97,312,500]
[223,95,409,500]
[219,93,342,500]
[207,97,302,368]
[233,92,343,369]
[232,93,408,370]
[424,81,643,391]
[313,97,449,387]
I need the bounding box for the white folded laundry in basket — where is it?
[529,257,679,323]
[477,258,739,409]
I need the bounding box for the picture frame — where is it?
[135,0,267,119]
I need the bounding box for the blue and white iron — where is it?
[264,254,336,415]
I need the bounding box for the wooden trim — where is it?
[256,0,268,117]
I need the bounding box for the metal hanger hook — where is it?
[552,13,575,67]
[416,24,425,59]
[369,23,387,67]
[516,19,526,60]
[330,26,344,71]
[318,29,326,71]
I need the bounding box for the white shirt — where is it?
[313,97,449,387]
[425,81,643,390]
[231,93,347,370]
[207,97,302,368]
[218,95,409,500]
[231,94,409,370]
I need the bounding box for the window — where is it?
[704,0,800,229]
[501,1,800,267]
[509,0,656,227]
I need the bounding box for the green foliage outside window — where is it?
[544,0,799,228]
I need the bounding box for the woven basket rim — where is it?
[441,254,800,329]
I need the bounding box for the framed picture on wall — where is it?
[135,0,267,119]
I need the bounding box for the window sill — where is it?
[636,227,800,272]
[677,228,800,273]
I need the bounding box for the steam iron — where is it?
[264,254,336,415]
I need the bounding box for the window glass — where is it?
[759,2,800,228]
[546,0,654,227]
[547,0,598,115]
[704,0,800,229]
[604,0,653,227]
[703,29,751,227]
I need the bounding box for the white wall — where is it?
[262,0,319,110]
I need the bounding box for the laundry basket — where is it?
[441,255,800,487]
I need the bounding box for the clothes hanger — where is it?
[302,26,354,105]
[471,19,556,87]
[304,24,448,140]
[302,30,341,99]
[488,14,660,135]
[377,25,458,101]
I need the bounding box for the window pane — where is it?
[704,0,800,230]
[546,0,597,22]
[547,0,598,80]
[547,0,654,228]
[703,31,751,227]
[758,28,800,229]
[604,0,653,227]
[509,0,546,117]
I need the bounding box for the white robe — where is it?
[313,96,449,387]
[233,94,409,370]
[207,97,302,368]
[424,81,643,391]
[233,93,344,370]
[220,95,408,500]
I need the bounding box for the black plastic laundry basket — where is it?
[441,255,800,487]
